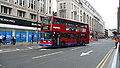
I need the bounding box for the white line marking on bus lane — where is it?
[80,50,93,56]
[32,51,63,59]
[71,47,81,51]
[16,48,20,50]
[28,47,32,49]
[40,49,50,51]
[0,64,2,67]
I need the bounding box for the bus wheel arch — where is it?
[82,41,86,46]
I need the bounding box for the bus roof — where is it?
[45,16,89,25]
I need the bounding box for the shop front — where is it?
[0,15,41,43]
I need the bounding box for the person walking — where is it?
[31,33,34,44]
[3,35,6,45]
[114,34,120,49]
[11,36,16,45]
[0,34,3,46]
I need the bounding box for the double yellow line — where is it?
[96,47,114,68]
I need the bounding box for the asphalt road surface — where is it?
[0,39,115,68]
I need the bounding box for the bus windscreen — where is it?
[42,17,52,24]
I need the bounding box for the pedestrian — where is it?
[0,34,3,46]
[11,36,16,45]
[3,35,6,45]
[114,34,120,49]
[31,33,34,44]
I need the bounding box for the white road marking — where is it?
[28,47,32,49]
[71,47,81,51]
[23,55,28,57]
[80,50,93,56]
[16,48,20,50]
[40,49,49,51]
[32,51,63,59]
[37,46,42,48]
[0,50,3,51]
[0,64,2,67]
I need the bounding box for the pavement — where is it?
[0,42,43,53]
[0,42,41,48]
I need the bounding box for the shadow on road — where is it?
[41,45,88,49]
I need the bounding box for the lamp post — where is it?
[37,0,40,44]
[37,10,39,44]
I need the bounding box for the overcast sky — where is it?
[87,0,119,29]
[52,0,119,29]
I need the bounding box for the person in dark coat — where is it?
[11,36,16,45]
[31,33,34,44]
[3,35,7,45]
[0,34,3,45]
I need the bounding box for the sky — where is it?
[52,0,119,29]
[87,0,119,29]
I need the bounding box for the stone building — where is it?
[57,0,105,38]
[0,0,52,43]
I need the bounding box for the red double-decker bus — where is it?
[40,16,90,47]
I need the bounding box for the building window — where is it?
[72,3,73,9]
[80,10,82,15]
[71,12,73,19]
[1,6,12,15]
[39,0,45,13]
[83,12,86,23]
[60,11,66,18]
[17,10,25,17]
[80,16,82,22]
[87,15,89,23]
[64,3,66,8]
[29,0,35,10]
[17,0,25,6]
[4,0,10,2]
[49,7,51,14]
[30,13,36,20]
[60,3,62,9]
[90,17,91,27]
[49,0,51,3]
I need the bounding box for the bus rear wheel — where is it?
[61,42,65,47]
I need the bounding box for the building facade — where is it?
[57,0,105,38]
[0,0,53,43]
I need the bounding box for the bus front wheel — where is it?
[82,41,86,46]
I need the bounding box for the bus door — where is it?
[52,32,60,46]
[77,33,81,44]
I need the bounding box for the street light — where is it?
[37,10,39,44]
[37,0,40,44]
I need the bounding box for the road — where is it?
[0,39,115,68]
